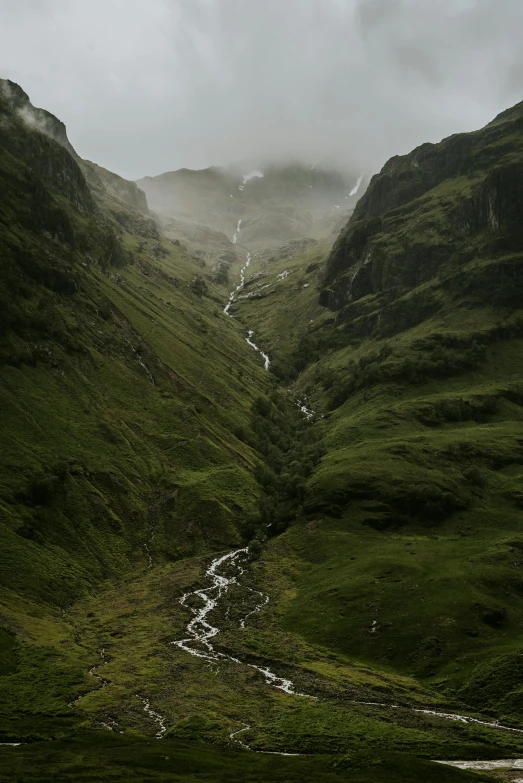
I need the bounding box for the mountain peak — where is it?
[0,78,77,157]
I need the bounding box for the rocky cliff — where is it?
[322,101,523,316]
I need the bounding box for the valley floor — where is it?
[3,537,523,781]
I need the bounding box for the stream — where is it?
[224,227,270,369]
[60,231,523,758]
[170,549,523,751]
[172,548,306,699]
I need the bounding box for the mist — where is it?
[2,0,523,180]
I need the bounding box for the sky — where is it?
[1,0,523,180]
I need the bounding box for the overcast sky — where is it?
[1,0,523,180]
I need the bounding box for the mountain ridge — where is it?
[137,162,362,247]
[2,80,523,782]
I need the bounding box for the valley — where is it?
[2,77,523,782]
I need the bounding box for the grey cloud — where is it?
[1,0,523,180]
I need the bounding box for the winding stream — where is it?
[223,241,270,369]
[356,701,523,734]
[137,695,167,739]
[435,759,523,771]
[62,232,523,756]
[172,548,307,698]
[68,648,109,708]
[170,551,523,757]
[246,330,270,370]
[223,251,251,316]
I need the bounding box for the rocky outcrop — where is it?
[0,81,130,274]
[82,160,149,213]
[323,100,523,314]
[0,79,93,213]
[0,79,78,158]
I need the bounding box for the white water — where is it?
[125,338,154,384]
[68,648,108,708]
[172,548,307,697]
[242,171,264,185]
[357,700,523,734]
[67,647,125,733]
[137,695,167,739]
[415,708,523,732]
[239,171,264,192]
[232,219,242,244]
[223,252,271,370]
[349,174,364,197]
[435,759,523,771]
[230,723,251,750]
[224,252,251,315]
[296,396,314,420]
[246,330,270,370]
[228,721,301,755]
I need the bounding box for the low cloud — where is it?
[1,0,523,179]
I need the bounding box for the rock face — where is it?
[323,100,523,314]
[82,160,149,213]
[0,79,150,220]
[0,78,78,158]
[0,79,95,216]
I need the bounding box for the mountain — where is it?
[2,79,523,783]
[137,164,363,247]
[232,99,523,713]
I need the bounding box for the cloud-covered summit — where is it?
[2,0,523,179]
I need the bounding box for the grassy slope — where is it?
[231,104,523,728]
[230,238,333,380]
[0,735,498,783]
[0,112,268,605]
[1,81,522,781]
[5,541,522,772]
[0,84,274,744]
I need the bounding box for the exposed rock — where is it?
[323,101,523,315]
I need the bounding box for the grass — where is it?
[0,87,275,613]
[230,238,333,380]
[0,734,501,783]
[0,83,271,745]
[3,80,523,780]
[4,542,523,764]
[223,97,523,736]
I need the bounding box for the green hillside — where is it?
[235,100,523,724]
[2,78,523,782]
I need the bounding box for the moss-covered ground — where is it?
[0,734,500,783]
[226,103,523,743]
[3,81,523,780]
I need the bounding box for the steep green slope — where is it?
[235,101,523,722]
[3,79,523,782]
[0,79,271,610]
[0,80,278,751]
[0,734,499,783]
